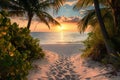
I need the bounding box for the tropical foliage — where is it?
[74,0,120,40]
[0,11,44,79]
[0,0,65,29]
[74,0,120,69]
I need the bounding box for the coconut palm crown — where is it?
[0,0,66,29]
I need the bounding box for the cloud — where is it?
[65,0,77,6]
[56,16,80,22]
[65,1,77,6]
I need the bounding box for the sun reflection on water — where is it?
[60,31,64,42]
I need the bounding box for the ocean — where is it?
[30,32,88,44]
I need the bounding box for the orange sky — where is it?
[31,22,79,32]
[11,18,79,32]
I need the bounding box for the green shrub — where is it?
[82,23,120,69]
[81,26,107,61]
[8,23,45,61]
[0,12,44,79]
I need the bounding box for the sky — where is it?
[11,0,85,32]
[54,0,79,17]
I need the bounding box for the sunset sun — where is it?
[57,25,65,32]
[59,26,64,30]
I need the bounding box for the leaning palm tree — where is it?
[74,0,116,54]
[93,0,115,54]
[75,0,120,34]
[0,0,66,29]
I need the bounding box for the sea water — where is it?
[30,32,88,44]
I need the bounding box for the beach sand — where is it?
[27,44,120,80]
[41,44,85,56]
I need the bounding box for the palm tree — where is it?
[0,0,66,29]
[74,0,116,54]
[93,0,115,54]
[74,0,120,33]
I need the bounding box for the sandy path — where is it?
[27,44,120,80]
[46,56,80,80]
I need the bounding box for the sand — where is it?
[41,44,85,56]
[27,44,120,80]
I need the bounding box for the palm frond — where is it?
[8,10,24,16]
[36,11,60,29]
[78,10,96,32]
[78,7,115,33]
[0,0,63,29]
[48,0,66,13]
[73,0,93,10]
[38,1,51,11]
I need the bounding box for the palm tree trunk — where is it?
[93,0,115,54]
[27,12,33,29]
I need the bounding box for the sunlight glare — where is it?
[58,25,65,32]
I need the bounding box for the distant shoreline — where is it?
[31,32,88,44]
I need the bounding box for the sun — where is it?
[57,25,65,32]
[59,26,64,30]
[55,24,68,32]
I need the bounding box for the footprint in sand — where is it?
[46,56,81,80]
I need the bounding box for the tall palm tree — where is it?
[0,0,66,29]
[74,0,116,54]
[93,0,115,54]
